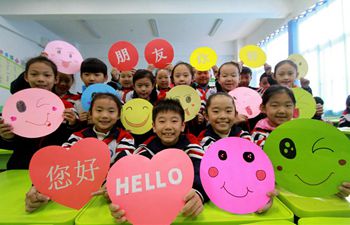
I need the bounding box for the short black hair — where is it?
[217,61,241,77]
[259,73,269,82]
[152,98,184,122]
[171,62,194,83]
[262,85,296,106]
[80,58,107,76]
[241,66,252,76]
[89,92,122,116]
[25,56,57,77]
[205,92,237,115]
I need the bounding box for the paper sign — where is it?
[2,88,64,138]
[144,39,174,69]
[81,83,119,111]
[108,41,138,71]
[229,87,262,118]
[189,47,218,71]
[292,87,316,119]
[288,54,308,78]
[120,98,153,134]
[106,148,194,225]
[239,45,266,68]
[200,137,275,214]
[44,40,83,74]
[166,85,201,122]
[29,138,110,209]
[264,119,350,197]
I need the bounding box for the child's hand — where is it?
[146,64,155,72]
[25,186,50,213]
[63,109,77,126]
[0,119,15,140]
[315,103,324,116]
[91,184,111,202]
[255,189,279,214]
[197,112,205,124]
[336,182,350,198]
[79,112,89,122]
[181,189,203,218]
[109,203,127,223]
[236,114,248,123]
[165,63,174,72]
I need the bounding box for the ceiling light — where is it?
[149,19,159,37]
[208,19,223,37]
[80,20,101,39]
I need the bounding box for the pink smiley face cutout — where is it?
[229,87,262,119]
[44,40,83,74]
[2,88,65,138]
[200,137,275,214]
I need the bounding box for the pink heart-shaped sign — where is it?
[29,138,110,209]
[106,149,194,225]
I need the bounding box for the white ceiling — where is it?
[0,0,318,63]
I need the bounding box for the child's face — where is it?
[156,70,170,89]
[81,72,106,87]
[55,72,74,95]
[195,70,210,86]
[259,77,270,89]
[205,95,236,136]
[261,92,294,127]
[24,62,56,91]
[218,64,239,92]
[173,64,192,86]
[119,71,133,89]
[273,63,297,88]
[239,73,251,87]
[134,77,154,100]
[90,98,120,133]
[153,111,185,146]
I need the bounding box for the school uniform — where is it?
[62,125,135,165]
[251,118,276,148]
[198,125,251,151]
[135,134,208,202]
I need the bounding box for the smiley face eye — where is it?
[279,138,296,159]
[185,96,191,103]
[16,100,26,113]
[218,150,227,160]
[243,152,255,163]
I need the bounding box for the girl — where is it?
[339,95,350,127]
[216,61,241,93]
[125,69,159,105]
[54,72,80,108]
[25,92,135,213]
[117,70,134,103]
[273,59,323,119]
[198,92,251,151]
[251,85,296,148]
[0,56,77,170]
[155,68,171,97]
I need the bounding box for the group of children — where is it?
[0,54,349,221]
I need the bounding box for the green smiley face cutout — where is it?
[264,119,350,197]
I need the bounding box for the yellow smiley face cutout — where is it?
[121,98,153,134]
[166,85,201,122]
[239,45,266,68]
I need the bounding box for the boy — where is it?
[110,99,208,222]
[239,66,257,90]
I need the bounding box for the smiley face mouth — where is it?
[25,113,51,127]
[124,114,150,128]
[295,172,334,186]
[220,182,253,198]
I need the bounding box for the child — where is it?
[55,72,80,108]
[257,73,270,95]
[155,68,171,97]
[339,95,350,127]
[110,99,207,222]
[0,56,77,170]
[125,69,159,105]
[117,70,134,103]
[273,59,323,119]
[107,67,122,90]
[239,66,257,90]
[24,92,135,212]
[216,61,241,93]
[251,85,296,148]
[198,92,251,151]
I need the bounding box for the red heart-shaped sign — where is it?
[29,138,110,209]
[106,149,194,225]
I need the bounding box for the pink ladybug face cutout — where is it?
[2,88,65,138]
[200,137,275,214]
[229,87,262,119]
[44,40,83,74]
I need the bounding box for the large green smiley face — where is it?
[264,119,350,197]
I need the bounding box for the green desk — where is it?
[75,195,293,225]
[277,187,350,218]
[0,170,80,225]
[298,217,350,225]
[0,149,12,170]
